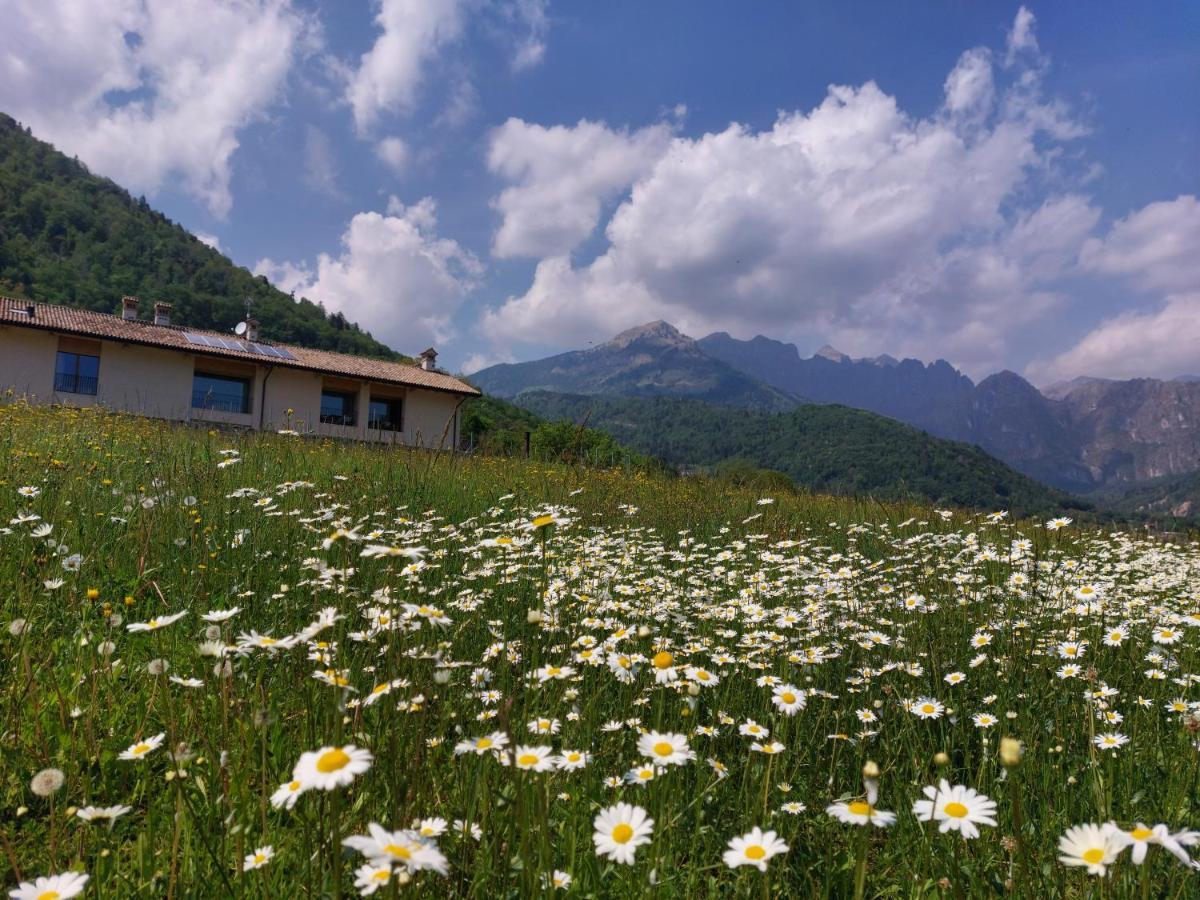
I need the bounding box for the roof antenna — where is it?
[234,296,254,337]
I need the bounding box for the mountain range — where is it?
[472,322,1200,500]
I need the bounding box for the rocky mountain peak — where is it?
[604,320,692,350]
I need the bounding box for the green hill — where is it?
[514,390,1091,516]
[0,113,397,358]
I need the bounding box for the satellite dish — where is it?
[234,321,248,336]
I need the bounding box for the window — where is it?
[192,372,250,413]
[55,351,100,395]
[368,396,403,431]
[320,390,357,426]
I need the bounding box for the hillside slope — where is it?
[515,391,1089,516]
[0,113,397,358]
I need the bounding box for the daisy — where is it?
[826,799,896,828]
[353,864,395,895]
[76,805,132,825]
[1152,626,1181,645]
[780,801,806,815]
[592,803,653,865]
[270,779,307,810]
[636,731,695,766]
[972,713,998,729]
[723,827,789,872]
[1093,732,1129,752]
[243,846,274,871]
[454,732,508,756]
[8,872,89,900]
[201,608,241,623]
[556,750,590,770]
[751,741,786,755]
[119,732,165,761]
[511,745,555,772]
[547,870,572,890]
[1058,823,1124,875]
[685,666,720,688]
[910,698,944,720]
[535,664,575,683]
[651,650,678,684]
[343,824,448,876]
[911,780,998,839]
[1102,627,1128,647]
[293,744,373,790]
[126,611,187,632]
[739,720,769,738]
[771,685,806,715]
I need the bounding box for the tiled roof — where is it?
[0,297,480,396]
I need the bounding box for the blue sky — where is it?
[3,1,1197,381]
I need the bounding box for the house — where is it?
[0,296,480,448]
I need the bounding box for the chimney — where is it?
[244,318,260,342]
[153,302,172,326]
[121,296,140,321]
[418,347,437,371]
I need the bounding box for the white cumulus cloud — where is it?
[482,10,1097,373]
[0,0,309,218]
[346,0,466,134]
[254,197,482,352]
[487,118,675,258]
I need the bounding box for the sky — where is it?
[2,1,1197,383]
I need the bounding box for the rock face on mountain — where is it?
[700,332,1200,491]
[477,322,1200,493]
[1055,378,1200,484]
[471,321,798,411]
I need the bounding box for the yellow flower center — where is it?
[372,684,389,694]
[148,619,159,629]
[517,753,539,767]
[653,742,674,756]
[745,845,766,860]
[260,637,276,646]
[496,537,513,545]
[316,748,350,773]
[652,651,673,669]
[532,514,555,528]
[781,692,796,704]
[696,670,711,681]
[384,844,412,860]
[476,738,493,749]
[566,753,581,762]
[921,704,935,714]
[37,892,60,900]
[371,871,390,882]
[253,854,266,863]
[943,802,969,818]
[847,801,872,816]
[547,667,561,676]
[611,823,634,844]
[288,780,301,791]
[1082,848,1106,864]
[1130,827,1153,840]
[132,743,150,755]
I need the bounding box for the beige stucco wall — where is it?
[0,326,57,399]
[0,325,463,449]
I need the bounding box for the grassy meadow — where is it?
[2,402,1199,898]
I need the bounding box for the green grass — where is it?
[2,402,1199,898]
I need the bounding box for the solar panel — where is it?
[183,332,295,361]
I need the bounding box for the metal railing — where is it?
[54,372,98,395]
[191,389,247,413]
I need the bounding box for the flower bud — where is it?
[999,736,1023,767]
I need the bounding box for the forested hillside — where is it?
[0,113,397,358]
[516,391,1091,516]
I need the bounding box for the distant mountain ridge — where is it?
[472,323,1200,494]
[473,320,798,411]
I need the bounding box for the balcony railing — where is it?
[54,372,98,395]
[192,390,247,413]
